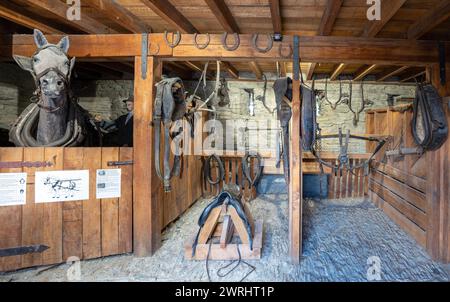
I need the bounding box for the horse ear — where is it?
[33,29,48,48]
[68,57,76,78]
[57,36,70,53]
[13,55,33,73]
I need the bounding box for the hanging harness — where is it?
[153,77,187,192]
[411,83,448,151]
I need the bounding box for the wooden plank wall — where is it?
[0,147,133,272]
[366,106,435,250]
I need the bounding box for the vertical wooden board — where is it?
[335,164,341,199]
[101,148,119,256]
[0,148,23,271]
[366,113,375,151]
[82,147,101,259]
[224,158,230,185]
[289,77,302,263]
[61,148,83,261]
[134,56,162,256]
[347,160,353,198]
[118,147,133,254]
[328,171,335,199]
[40,147,64,266]
[341,167,347,199]
[231,158,237,186]
[21,147,45,268]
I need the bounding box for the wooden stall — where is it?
[366,63,450,262]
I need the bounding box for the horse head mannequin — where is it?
[10,29,85,146]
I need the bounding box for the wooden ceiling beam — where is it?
[362,0,407,37]
[205,0,240,33]
[140,0,199,33]
[400,70,426,82]
[184,61,204,72]
[377,66,409,82]
[269,0,282,34]
[330,63,346,80]
[318,0,344,36]
[84,0,150,33]
[18,0,117,34]
[408,0,450,39]
[0,2,64,34]
[353,64,378,81]
[221,61,239,79]
[249,61,262,79]
[306,63,317,81]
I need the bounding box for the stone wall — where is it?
[186,77,416,153]
[0,63,131,132]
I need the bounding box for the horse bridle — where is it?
[30,45,72,113]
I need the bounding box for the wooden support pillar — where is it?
[426,62,450,262]
[289,36,303,263]
[133,56,162,257]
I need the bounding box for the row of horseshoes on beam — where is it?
[157,31,293,58]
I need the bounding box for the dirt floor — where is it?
[1,194,449,282]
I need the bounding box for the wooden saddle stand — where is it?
[185,186,263,261]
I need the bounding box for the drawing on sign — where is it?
[43,177,81,199]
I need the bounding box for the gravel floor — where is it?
[1,195,449,282]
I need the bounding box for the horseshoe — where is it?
[194,33,210,49]
[251,33,273,53]
[278,43,293,59]
[221,32,240,51]
[149,42,160,55]
[164,30,181,48]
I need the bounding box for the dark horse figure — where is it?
[10,29,100,146]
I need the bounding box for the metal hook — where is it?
[221,32,240,51]
[164,30,181,48]
[194,33,210,49]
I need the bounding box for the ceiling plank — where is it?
[249,61,262,79]
[353,64,378,81]
[269,0,282,34]
[400,70,426,82]
[19,0,117,34]
[330,63,346,80]
[0,2,63,34]
[306,63,316,81]
[205,0,240,33]
[221,61,239,79]
[377,66,409,82]
[408,0,450,39]
[318,0,344,36]
[140,0,199,33]
[362,0,407,37]
[84,0,150,33]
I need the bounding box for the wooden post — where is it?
[426,63,450,262]
[289,36,302,263]
[133,55,162,257]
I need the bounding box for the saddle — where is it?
[412,83,448,151]
[192,190,253,257]
[153,77,187,192]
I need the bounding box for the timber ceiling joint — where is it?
[140,0,199,34]
[407,0,450,39]
[269,0,282,34]
[204,0,240,33]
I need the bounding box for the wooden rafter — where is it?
[310,0,344,80]
[140,0,199,34]
[205,0,240,33]
[184,61,203,72]
[330,63,346,80]
[0,2,63,34]
[269,0,282,33]
[400,70,426,82]
[408,0,450,39]
[249,61,262,79]
[318,0,344,36]
[306,63,316,81]
[84,0,150,33]
[222,61,239,79]
[377,66,409,82]
[353,64,378,81]
[18,0,117,34]
[362,0,407,38]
